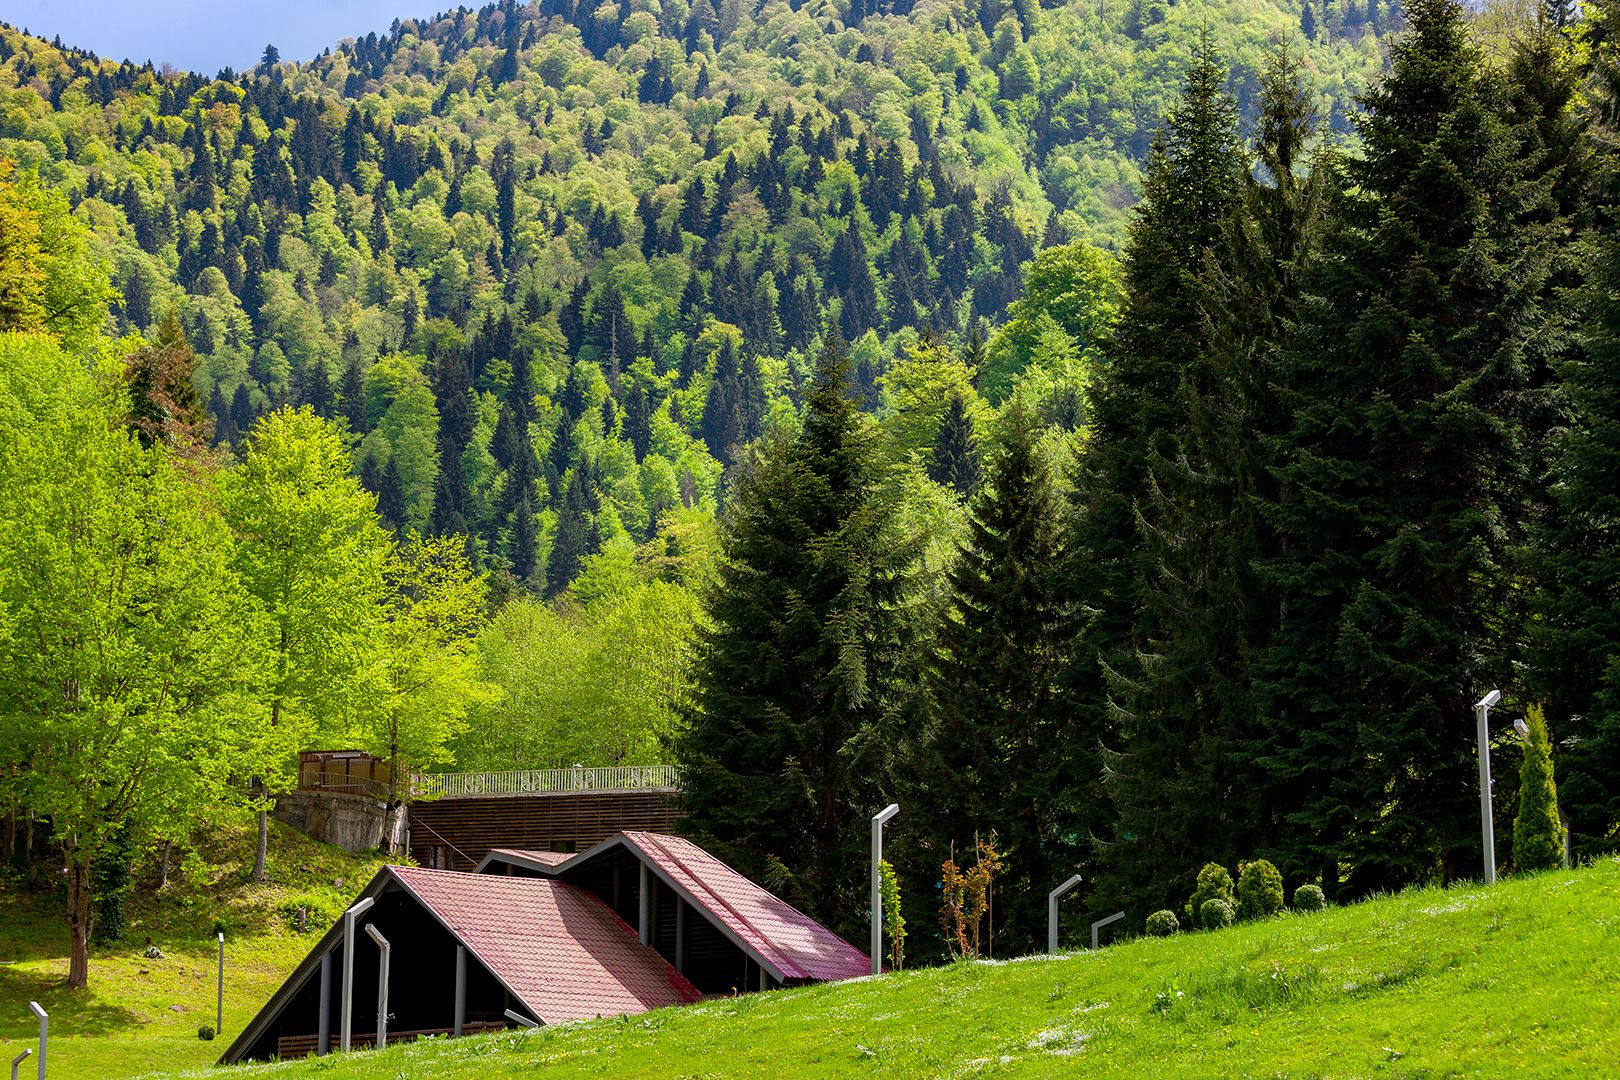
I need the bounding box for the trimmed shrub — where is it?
[1185,862,1234,923]
[1235,859,1285,921]
[1198,897,1235,930]
[1293,884,1326,912]
[1513,704,1566,873]
[198,1026,216,1041]
[1145,909,1181,937]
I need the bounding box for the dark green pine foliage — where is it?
[546,464,598,597]
[928,392,979,496]
[1066,32,1246,911]
[431,348,475,537]
[511,492,538,581]
[1256,0,1536,895]
[377,457,408,532]
[908,395,1080,953]
[677,333,920,935]
[1525,14,1618,859]
[1108,46,1329,915]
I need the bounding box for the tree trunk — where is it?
[66,848,92,988]
[158,840,171,890]
[2,804,14,866]
[253,802,268,883]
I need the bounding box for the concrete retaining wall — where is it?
[272,790,389,853]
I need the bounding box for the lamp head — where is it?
[1513,717,1530,740]
[1476,689,1502,710]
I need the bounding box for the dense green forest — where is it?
[2,0,1618,994]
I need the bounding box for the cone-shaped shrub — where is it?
[1513,704,1566,873]
[1236,859,1284,921]
[1185,862,1234,922]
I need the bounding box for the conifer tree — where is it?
[678,332,920,933]
[1512,705,1566,873]
[908,395,1078,953]
[1064,30,1246,909]
[546,466,597,596]
[511,491,537,581]
[928,392,979,496]
[1525,5,1618,859]
[1257,0,1536,894]
[377,456,407,532]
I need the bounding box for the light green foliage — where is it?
[1236,859,1285,921]
[1146,909,1181,936]
[1186,862,1235,923]
[877,334,993,464]
[220,407,392,787]
[1199,897,1236,930]
[0,163,117,350]
[1293,883,1327,912]
[453,581,700,771]
[985,241,1119,401]
[360,533,496,817]
[1513,704,1566,874]
[0,331,265,986]
[880,859,906,972]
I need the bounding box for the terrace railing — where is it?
[413,765,680,800]
[296,771,392,800]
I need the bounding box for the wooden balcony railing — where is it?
[412,765,680,799]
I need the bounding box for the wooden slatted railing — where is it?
[414,765,680,800]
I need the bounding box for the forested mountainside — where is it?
[0,0,1390,590]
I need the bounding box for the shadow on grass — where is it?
[0,887,66,964]
[0,966,141,1036]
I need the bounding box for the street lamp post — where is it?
[870,803,899,976]
[339,896,375,1051]
[1477,690,1535,886]
[364,925,391,1050]
[27,1002,45,1080]
[1046,874,1083,953]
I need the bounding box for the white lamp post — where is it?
[339,896,375,1051]
[364,925,391,1050]
[1476,689,1503,884]
[1047,874,1083,953]
[870,803,899,975]
[27,1001,45,1080]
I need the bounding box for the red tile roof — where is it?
[616,832,870,983]
[391,866,703,1023]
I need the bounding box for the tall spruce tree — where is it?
[1065,31,1247,910]
[678,332,920,935]
[906,394,1080,953]
[1256,0,1536,895]
[1107,46,1330,914]
[1526,5,1619,859]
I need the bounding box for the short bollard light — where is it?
[1091,910,1126,950]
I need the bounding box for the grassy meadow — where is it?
[148,857,1620,1079]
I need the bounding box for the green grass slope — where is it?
[156,857,1620,1079]
[0,821,388,1080]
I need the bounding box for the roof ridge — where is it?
[632,832,795,973]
